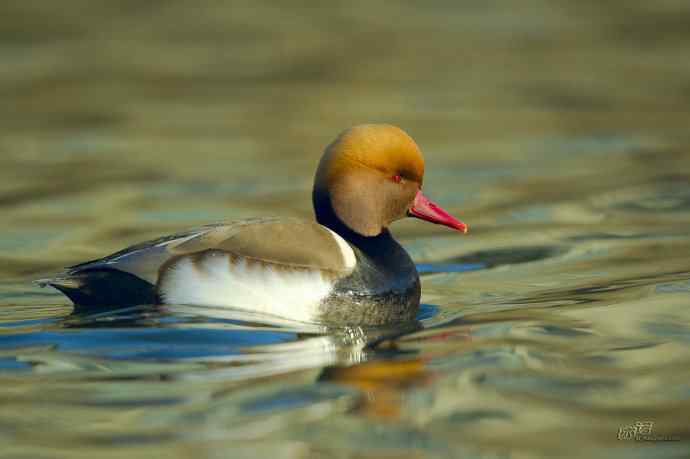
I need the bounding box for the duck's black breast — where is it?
[318,229,420,325]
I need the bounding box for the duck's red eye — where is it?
[391,174,402,183]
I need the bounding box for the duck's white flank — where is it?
[158,252,334,323]
[326,228,357,270]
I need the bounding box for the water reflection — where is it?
[319,357,433,420]
[2,304,427,383]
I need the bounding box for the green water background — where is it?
[1,1,690,458]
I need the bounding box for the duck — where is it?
[40,124,467,326]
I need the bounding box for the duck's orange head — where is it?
[313,124,467,237]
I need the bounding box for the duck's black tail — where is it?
[36,269,156,309]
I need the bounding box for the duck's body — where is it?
[47,217,420,324]
[41,125,466,326]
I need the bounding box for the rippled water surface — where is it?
[2,1,690,458]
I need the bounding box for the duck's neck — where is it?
[313,192,408,266]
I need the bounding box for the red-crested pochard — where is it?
[40,125,467,325]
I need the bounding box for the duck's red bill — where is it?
[409,191,468,233]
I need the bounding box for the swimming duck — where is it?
[41,124,467,325]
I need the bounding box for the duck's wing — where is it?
[39,217,356,308]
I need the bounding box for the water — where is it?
[1,1,690,457]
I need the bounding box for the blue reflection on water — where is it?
[0,356,31,371]
[416,263,485,274]
[0,328,296,361]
